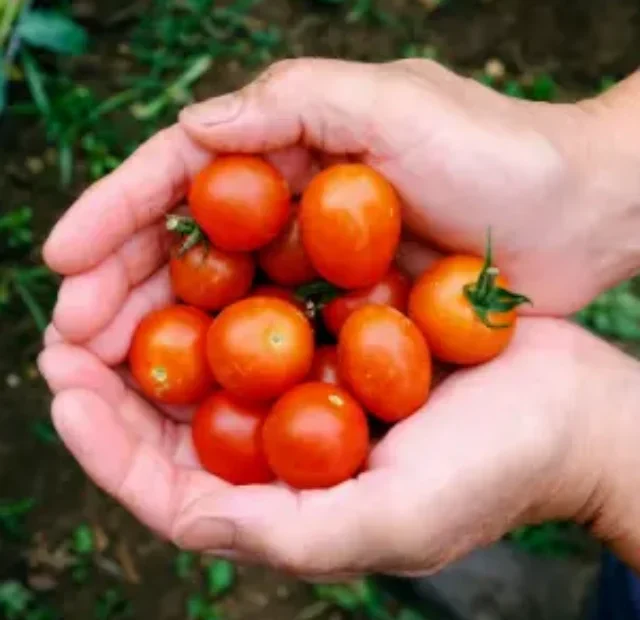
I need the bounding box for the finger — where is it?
[52,222,172,343]
[44,323,63,347]
[395,237,442,279]
[44,125,211,276]
[265,146,316,196]
[179,59,385,156]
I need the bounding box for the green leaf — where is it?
[0,64,7,116]
[205,559,235,598]
[0,581,33,615]
[175,551,195,579]
[72,523,94,555]
[313,584,361,611]
[530,74,557,101]
[17,10,87,55]
[503,80,525,99]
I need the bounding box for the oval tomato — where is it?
[192,391,274,485]
[262,382,369,489]
[300,164,401,289]
[408,255,528,365]
[338,305,431,422]
[170,243,255,312]
[258,213,317,286]
[207,296,314,402]
[251,284,307,314]
[308,345,341,386]
[322,266,410,336]
[189,155,291,251]
[129,305,213,404]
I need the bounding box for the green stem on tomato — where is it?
[463,229,532,329]
[166,214,205,256]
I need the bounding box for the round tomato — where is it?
[192,391,274,485]
[300,164,401,289]
[322,266,410,336]
[308,345,341,386]
[189,155,291,252]
[258,212,317,286]
[262,382,369,489]
[338,305,431,422]
[170,243,255,312]
[251,284,307,314]
[408,255,529,365]
[207,296,314,402]
[129,305,213,404]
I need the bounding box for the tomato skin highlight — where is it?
[262,382,369,489]
[308,345,341,386]
[192,391,274,485]
[258,213,318,286]
[300,163,402,289]
[322,266,411,336]
[409,255,517,365]
[169,243,255,312]
[129,305,214,405]
[207,296,314,402]
[338,305,432,422]
[189,155,291,251]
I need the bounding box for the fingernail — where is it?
[180,93,243,127]
[174,517,236,551]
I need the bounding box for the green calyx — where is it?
[166,214,205,256]
[463,230,532,329]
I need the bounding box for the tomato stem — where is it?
[166,214,205,256]
[463,229,531,329]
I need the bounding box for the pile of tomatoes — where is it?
[129,155,529,490]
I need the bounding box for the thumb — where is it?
[178,59,387,155]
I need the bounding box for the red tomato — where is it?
[129,305,213,404]
[258,213,317,286]
[322,266,411,336]
[300,164,401,289]
[262,382,369,489]
[169,243,255,312]
[308,346,341,386]
[189,155,291,251]
[408,255,526,365]
[192,391,274,485]
[338,305,432,422]
[251,284,307,314]
[207,297,314,402]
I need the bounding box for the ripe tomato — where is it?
[262,382,369,489]
[251,284,307,314]
[338,305,431,422]
[129,305,213,404]
[207,297,314,402]
[258,212,317,286]
[192,391,274,485]
[189,155,291,252]
[300,164,401,289]
[308,345,341,386]
[169,243,255,312]
[322,266,411,336]
[408,255,528,365]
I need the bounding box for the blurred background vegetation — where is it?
[0,0,639,619]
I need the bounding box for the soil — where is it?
[1,0,639,619]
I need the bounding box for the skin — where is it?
[300,163,402,289]
[409,255,516,365]
[39,60,640,577]
[169,242,255,312]
[206,296,314,402]
[189,155,291,251]
[338,305,432,422]
[262,382,370,490]
[129,305,214,405]
[192,391,274,485]
[322,265,411,336]
[308,345,341,386]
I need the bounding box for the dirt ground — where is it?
[1,0,640,618]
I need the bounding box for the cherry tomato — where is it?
[192,391,274,485]
[207,297,314,402]
[251,284,307,314]
[129,305,213,404]
[258,212,317,286]
[322,266,411,336]
[189,155,291,251]
[408,255,528,365]
[262,382,369,489]
[338,305,431,422]
[308,345,341,386]
[170,243,255,312]
[300,164,401,289]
